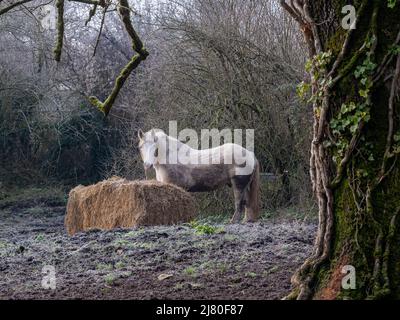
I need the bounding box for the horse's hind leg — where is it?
[230,188,245,223]
[230,176,250,223]
[231,192,245,223]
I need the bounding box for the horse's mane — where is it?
[153,130,187,149]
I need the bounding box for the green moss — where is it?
[104,273,117,285]
[89,53,144,116]
[183,266,197,276]
[299,0,400,300]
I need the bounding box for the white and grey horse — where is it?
[138,129,260,223]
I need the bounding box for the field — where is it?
[0,190,315,300]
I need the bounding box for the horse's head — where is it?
[138,129,159,170]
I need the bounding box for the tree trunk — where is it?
[281,0,400,299]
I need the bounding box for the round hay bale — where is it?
[65,177,197,236]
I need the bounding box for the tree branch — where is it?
[85,3,98,26]
[89,53,144,116]
[68,0,105,6]
[88,0,148,115]
[118,0,147,56]
[0,0,34,15]
[92,5,107,56]
[54,0,65,62]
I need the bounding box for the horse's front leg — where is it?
[230,183,246,223]
[154,166,167,183]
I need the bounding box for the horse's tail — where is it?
[246,158,260,222]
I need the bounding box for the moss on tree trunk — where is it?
[281,0,400,299]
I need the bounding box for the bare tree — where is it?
[1,0,148,115]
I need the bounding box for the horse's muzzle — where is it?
[144,163,153,170]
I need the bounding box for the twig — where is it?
[68,0,104,6]
[93,6,107,56]
[85,3,98,26]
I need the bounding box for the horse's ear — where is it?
[138,129,144,140]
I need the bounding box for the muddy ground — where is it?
[0,199,316,300]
